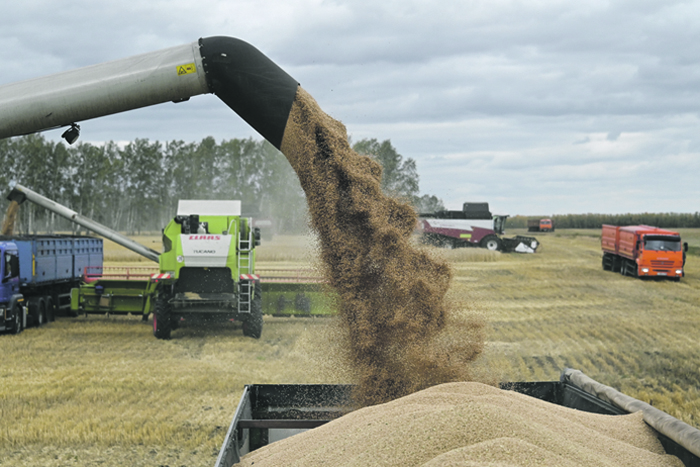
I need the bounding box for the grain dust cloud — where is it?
[280,88,485,406]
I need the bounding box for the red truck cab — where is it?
[527,218,554,232]
[601,225,687,280]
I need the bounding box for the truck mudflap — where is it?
[501,235,539,253]
[215,368,700,467]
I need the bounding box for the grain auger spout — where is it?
[7,182,160,262]
[0,37,299,149]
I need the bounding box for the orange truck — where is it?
[527,218,554,232]
[601,225,687,280]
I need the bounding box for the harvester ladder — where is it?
[238,218,253,313]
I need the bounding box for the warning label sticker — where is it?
[177,63,197,76]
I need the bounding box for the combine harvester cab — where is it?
[601,224,688,281]
[154,199,263,339]
[215,369,700,467]
[419,202,539,253]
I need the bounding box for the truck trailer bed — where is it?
[215,369,700,467]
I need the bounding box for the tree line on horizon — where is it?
[0,134,443,236]
[507,212,700,229]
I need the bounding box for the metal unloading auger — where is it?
[0,37,299,149]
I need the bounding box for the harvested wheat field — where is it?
[0,232,698,466]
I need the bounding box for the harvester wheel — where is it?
[480,235,501,251]
[242,282,263,339]
[153,296,172,340]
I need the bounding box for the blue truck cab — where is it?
[0,240,26,333]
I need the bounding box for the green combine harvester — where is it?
[6,183,335,340]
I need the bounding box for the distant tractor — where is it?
[418,202,539,253]
[527,218,554,232]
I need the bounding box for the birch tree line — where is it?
[507,213,700,229]
[0,134,441,235]
[0,134,308,235]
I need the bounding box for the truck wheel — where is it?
[36,299,46,326]
[602,254,612,271]
[480,236,501,251]
[611,257,621,273]
[45,297,55,322]
[153,296,172,340]
[621,260,634,276]
[242,282,263,339]
[12,305,23,334]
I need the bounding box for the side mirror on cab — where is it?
[684,242,688,252]
[254,227,261,246]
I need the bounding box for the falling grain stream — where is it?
[240,87,683,466]
[280,88,485,406]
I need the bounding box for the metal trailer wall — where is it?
[215,369,700,467]
[11,236,103,285]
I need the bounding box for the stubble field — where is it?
[0,230,698,466]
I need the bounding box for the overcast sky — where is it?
[2,0,700,215]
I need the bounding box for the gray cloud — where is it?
[2,0,700,215]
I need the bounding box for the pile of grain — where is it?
[238,382,683,467]
[280,88,484,405]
